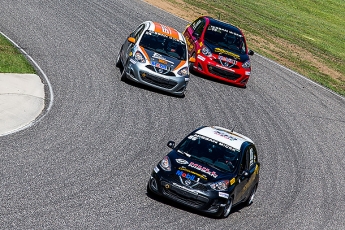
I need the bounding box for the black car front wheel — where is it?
[116,47,123,68]
[220,198,233,218]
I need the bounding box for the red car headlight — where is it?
[201,46,212,57]
[242,60,251,68]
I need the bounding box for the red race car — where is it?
[184,16,254,87]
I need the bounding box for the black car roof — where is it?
[206,16,242,35]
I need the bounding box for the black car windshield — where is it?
[139,30,186,60]
[177,134,240,172]
[204,24,246,54]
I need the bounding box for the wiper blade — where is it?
[177,150,190,157]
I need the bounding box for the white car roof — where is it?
[195,126,254,151]
[145,21,185,42]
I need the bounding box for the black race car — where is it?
[147,126,260,218]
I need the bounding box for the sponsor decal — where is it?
[176,159,189,164]
[218,55,237,68]
[192,20,201,30]
[214,48,240,60]
[176,170,196,180]
[245,71,251,75]
[152,53,174,64]
[219,192,229,199]
[178,167,207,180]
[188,162,218,178]
[197,55,205,61]
[230,178,236,185]
[151,61,167,70]
[215,64,235,72]
[214,130,237,141]
[207,25,243,37]
[219,55,237,65]
[130,59,137,64]
[158,59,167,64]
[189,134,239,152]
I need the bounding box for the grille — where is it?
[169,174,208,191]
[140,72,177,89]
[145,65,176,77]
[208,65,241,80]
[161,181,209,208]
[213,59,239,69]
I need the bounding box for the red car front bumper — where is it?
[192,54,251,87]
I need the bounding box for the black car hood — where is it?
[204,40,249,63]
[168,150,235,182]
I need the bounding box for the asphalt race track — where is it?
[1,0,345,229]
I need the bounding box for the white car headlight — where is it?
[210,180,230,191]
[159,156,171,171]
[177,67,189,77]
[242,60,251,68]
[134,51,146,63]
[201,46,212,57]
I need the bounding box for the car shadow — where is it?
[190,68,247,89]
[117,66,185,98]
[146,190,248,219]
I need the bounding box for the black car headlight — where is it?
[159,156,171,171]
[210,180,230,191]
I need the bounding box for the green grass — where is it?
[184,0,345,95]
[0,34,36,73]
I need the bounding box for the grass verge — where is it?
[0,34,36,73]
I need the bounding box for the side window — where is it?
[240,146,257,171]
[248,147,257,168]
[192,18,205,38]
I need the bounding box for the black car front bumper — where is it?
[148,169,229,215]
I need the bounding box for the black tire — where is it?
[189,52,195,72]
[146,183,153,195]
[120,67,127,81]
[220,198,232,218]
[116,47,123,68]
[245,184,257,206]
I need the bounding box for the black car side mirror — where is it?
[248,49,254,56]
[167,141,175,149]
[241,170,250,178]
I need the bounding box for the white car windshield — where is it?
[139,31,187,60]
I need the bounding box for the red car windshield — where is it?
[204,25,246,54]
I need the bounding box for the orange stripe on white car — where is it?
[174,60,186,71]
[140,46,150,62]
[153,22,180,40]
